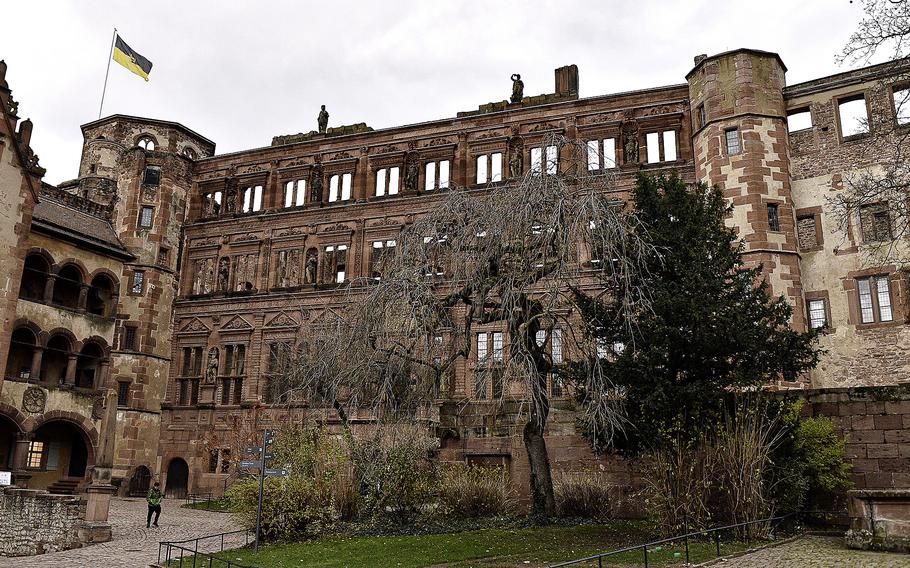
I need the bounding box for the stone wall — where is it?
[803,385,910,491]
[0,487,83,557]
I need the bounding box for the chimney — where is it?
[18,119,33,148]
[693,54,708,67]
[555,65,579,97]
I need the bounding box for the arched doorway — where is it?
[41,334,72,385]
[165,458,189,498]
[30,420,91,493]
[5,327,38,380]
[0,414,20,470]
[128,465,152,497]
[75,342,104,389]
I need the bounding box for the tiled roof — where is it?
[32,196,132,258]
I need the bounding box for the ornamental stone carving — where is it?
[22,386,47,414]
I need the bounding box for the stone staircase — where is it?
[46,477,81,495]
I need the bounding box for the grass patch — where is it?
[172,522,751,567]
[181,498,233,512]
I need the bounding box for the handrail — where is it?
[158,528,257,567]
[547,513,793,567]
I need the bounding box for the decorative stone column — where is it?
[11,432,34,487]
[64,354,78,386]
[80,389,116,544]
[29,347,43,380]
[77,283,89,312]
[43,275,55,303]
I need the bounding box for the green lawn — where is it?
[178,523,748,568]
[180,498,233,512]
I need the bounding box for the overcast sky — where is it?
[2,0,876,184]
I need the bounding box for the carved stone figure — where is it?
[622,121,640,165]
[510,74,524,104]
[311,165,324,202]
[404,152,420,192]
[205,347,219,384]
[22,386,47,414]
[318,105,329,134]
[217,257,230,291]
[305,251,318,284]
[509,143,524,178]
[225,188,237,213]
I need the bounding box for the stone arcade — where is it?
[1,50,910,553]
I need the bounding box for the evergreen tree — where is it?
[575,173,820,452]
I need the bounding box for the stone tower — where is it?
[687,50,805,331]
[73,116,214,485]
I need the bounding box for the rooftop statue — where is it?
[510,74,523,104]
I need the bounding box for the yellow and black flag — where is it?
[112,35,152,81]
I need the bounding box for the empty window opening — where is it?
[894,87,910,125]
[87,274,116,317]
[697,104,706,129]
[476,153,502,184]
[859,203,892,242]
[284,179,307,207]
[328,173,353,202]
[182,147,197,160]
[767,203,781,232]
[807,299,827,329]
[530,145,558,175]
[19,253,50,302]
[663,131,677,161]
[646,131,677,163]
[204,191,222,217]
[138,205,154,229]
[52,264,82,309]
[370,239,397,279]
[143,167,161,186]
[137,136,156,151]
[425,160,450,190]
[797,216,819,250]
[375,167,400,197]
[725,128,741,155]
[586,138,617,170]
[786,109,813,132]
[242,185,263,213]
[324,245,348,283]
[838,95,870,138]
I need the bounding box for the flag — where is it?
[112,35,152,81]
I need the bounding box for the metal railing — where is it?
[158,529,258,568]
[548,514,793,567]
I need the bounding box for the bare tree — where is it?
[280,135,655,521]
[829,0,910,265]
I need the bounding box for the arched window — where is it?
[41,335,72,384]
[76,342,104,389]
[137,135,156,151]
[87,274,116,317]
[182,147,197,160]
[19,253,50,301]
[52,265,83,309]
[5,327,38,380]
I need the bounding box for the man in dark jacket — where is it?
[147,482,163,528]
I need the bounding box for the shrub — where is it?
[437,464,515,518]
[553,469,617,520]
[227,476,335,541]
[352,424,438,523]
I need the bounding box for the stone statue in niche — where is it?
[509,140,524,178]
[225,188,237,213]
[204,347,219,384]
[622,121,639,165]
[510,74,524,104]
[404,151,420,193]
[217,257,230,292]
[305,251,318,284]
[318,105,329,134]
[311,165,324,202]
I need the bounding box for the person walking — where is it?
[146,481,163,528]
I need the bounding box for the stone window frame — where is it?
[804,290,834,333]
[889,81,910,128]
[786,107,813,133]
[174,343,205,406]
[418,146,457,192]
[262,335,296,404]
[121,323,139,351]
[858,202,893,244]
[128,269,145,296]
[795,206,824,252]
[765,200,783,233]
[472,328,506,400]
[468,136,509,186]
[835,90,873,143]
[844,268,903,329]
[117,380,131,407]
[136,135,158,151]
[138,205,155,229]
[143,165,161,186]
[724,127,741,156]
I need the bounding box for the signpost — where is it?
[253,428,280,553]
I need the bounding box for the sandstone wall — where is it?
[0,487,83,556]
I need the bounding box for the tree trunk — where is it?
[523,397,555,523]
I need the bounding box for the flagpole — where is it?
[98,27,117,119]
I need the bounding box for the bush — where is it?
[553,469,616,520]
[352,424,438,523]
[437,464,515,518]
[227,476,335,541]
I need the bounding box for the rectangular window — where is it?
[242,185,263,213]
[190,379,200,405]
[143,167,161,186]
[117,382,130,406]
[797,216,819,250]
[138,206,154,228]
[438,160,450,188]
[421,159,449,191]
[329,174,353,202]
[284,179,307,207]
[158,247,169,265]
[491,332,503,363]
[725,128,741,155]
[178,379,189,405]
[131,270,144,294]
[895,87,910,125]
[587,140,600,170]
[551,328,563,364]
[807,299,827,329]
[123,326,137,350]
[341,173,352,200]
[325,245,347,283]
[767,204,781,232]
[787,108,812,132]
[646,132,660,163]
[221,378,232,405]
[476,155,488,184]
[477,332,488,364]
[181,347,192,376]
[370,239,396,279]
[27,441,44,469]
[530,147,543,174]
[375,167,400,197]
[425,162,436,191]
[662,131,677,161]
[488,154,500,182]
[857,276,893,324]
[697,104,706,129]
[839,95,870,138]
[476,154,501,184]
[192,346,203,376]
[603,138,616,168]
[545,145,558,175]
[860,203,892,242]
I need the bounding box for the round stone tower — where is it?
[687,49,805,330]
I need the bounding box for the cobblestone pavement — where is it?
[710,535,910,567]
[0,497,246,568]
